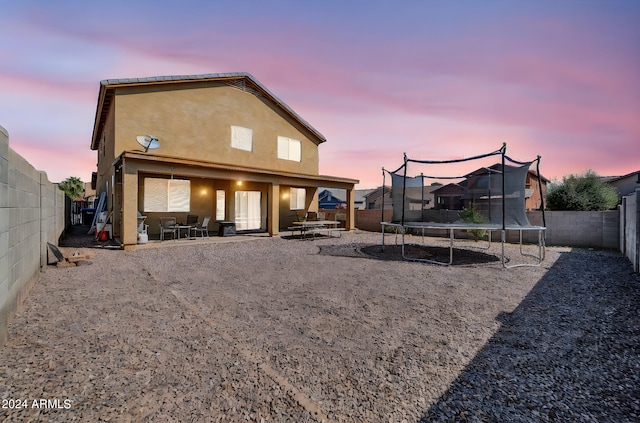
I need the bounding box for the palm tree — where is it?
[58,176,85,200]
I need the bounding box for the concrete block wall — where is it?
[354,209,392,232]
[0,125,65,346]
[535,210,619,249]
[354,209,620,250]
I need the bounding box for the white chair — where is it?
[190,216,210,238]
[159,217,177,242]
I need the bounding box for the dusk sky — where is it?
[1,0,639,188]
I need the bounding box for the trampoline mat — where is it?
[318,243,501,265]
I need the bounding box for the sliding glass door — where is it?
[235,191,261,230]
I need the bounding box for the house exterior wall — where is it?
[525,173,547,210]
[1,125,65,346]
[92,76,357,247]
[611,174,640,198]
[95,100,117,213]
[111,82,320,176]
[365,188,393,210]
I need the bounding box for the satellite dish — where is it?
[136,135,160,152]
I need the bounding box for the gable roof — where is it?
[90,72,326,150]
[466,163,550,183]
[603,170,640,183]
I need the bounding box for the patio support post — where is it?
[268,183,279,236]
[346,186,356,231]
[308,187,319,213]
[121,163,139,248]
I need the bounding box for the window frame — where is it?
[290,187,306,210]
[143,178,191,213]
[216,190,226,220]
[277,136,302,162]
[231,125,253,152]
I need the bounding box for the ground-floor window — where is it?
[235,191,261,230]
[290,187,306,210]
[144,178,190,212]
[216,190,226,220]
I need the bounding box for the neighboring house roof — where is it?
[466,163,550,183]
[355,189,375,203]
[318,188,371,205]
[364,186,390,201]
[319,189,344,204]
[603,170,640,197]
[91,72,326,150]
[433,183,466,195]
[603,170,640,184]
[318,188,373,208]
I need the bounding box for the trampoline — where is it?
[380,143,546,268]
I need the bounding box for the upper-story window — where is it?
[231,126,253,152]
[277,136,301,162]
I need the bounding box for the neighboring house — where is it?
[366,184,441,211]
[364,186,392,210]
[318,188,370,209]
[433,183,465,210]
[318,189,345,209]
[524,169,548,210]
[354,189,374,210]
[433,164,548,211]
[405,185,438,211]
[90,72,358,248]
[83,182,97,205]
[603,171,640,198]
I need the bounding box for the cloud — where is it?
[2,0,638,189]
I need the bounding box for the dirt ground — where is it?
[1,229,638,422]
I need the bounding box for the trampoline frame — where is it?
[380,222,546,268]
[380,143,546,268]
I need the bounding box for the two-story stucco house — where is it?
[90,72,358,248]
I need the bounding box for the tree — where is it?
[58,176,85,200]
[546,170,619,211]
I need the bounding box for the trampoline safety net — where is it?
[385,144,545,230]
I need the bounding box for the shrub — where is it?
[458,203,487,241]
[546,170,619,211]
[58,176,84,200]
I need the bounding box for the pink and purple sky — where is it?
[1,0,639,188]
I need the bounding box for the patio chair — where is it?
[292,211,306,222]
[186,214,199,226]
[159,217,177,242]
[191,216,210,238]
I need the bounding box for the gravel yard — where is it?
[1,230,638,422]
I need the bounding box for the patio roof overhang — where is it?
[114,151,359,189]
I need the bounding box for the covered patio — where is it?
[113,152,358,248]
